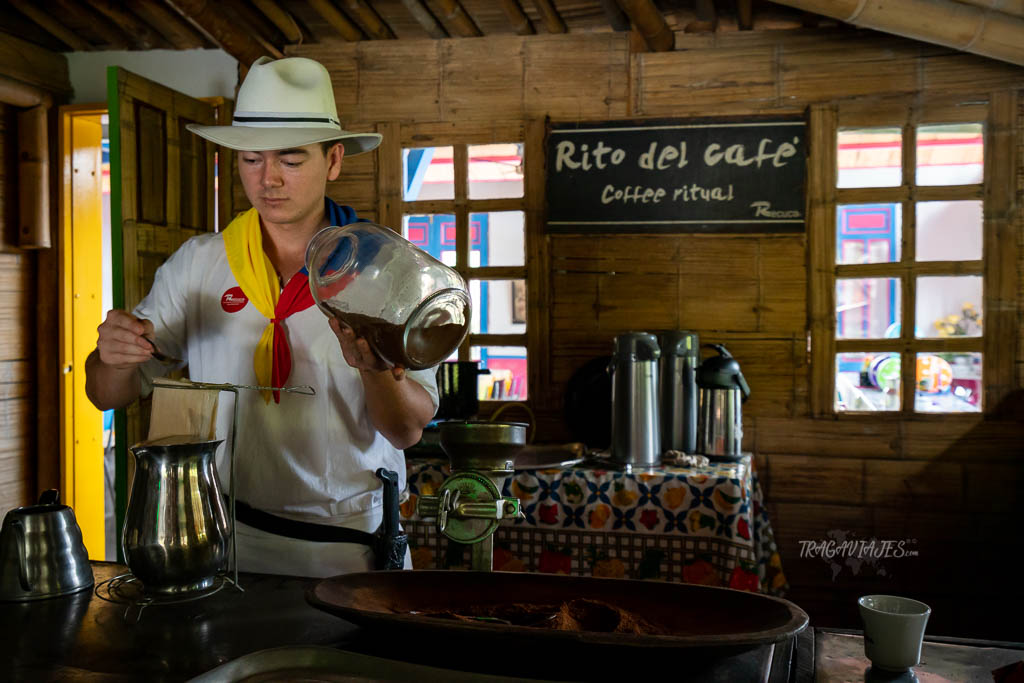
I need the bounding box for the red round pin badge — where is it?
[221,286,248,313]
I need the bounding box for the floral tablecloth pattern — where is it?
[402,458,788,596]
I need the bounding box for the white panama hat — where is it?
[187,56,381,155]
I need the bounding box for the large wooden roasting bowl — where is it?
[307,570,808,658]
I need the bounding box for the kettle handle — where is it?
[38,488,60,505]
[11,518,33,592]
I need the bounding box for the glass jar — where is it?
[305,222,471,369]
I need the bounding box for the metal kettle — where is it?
[609,332,661,470]
[0,489,93,601]
[696,344,751,457]
[123,439,230,594]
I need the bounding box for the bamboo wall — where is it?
[285,27,1024,639]
[0,102,35,519]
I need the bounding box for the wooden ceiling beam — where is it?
[9,0,91,51]
[340,0,396,40]
[435,0,483,37]
[306,0,364,42]
[251,0,304,44]
[165,0,280,65]
[223,0,286,45]
[400,0,449,39]
[530,0,567,33]
[599,0,631,32]
[685,0,719,32]
[88,0,174,50]
[617,0,674,51]
[953,0,1024,19]
[132,0,212,50]
[737,0,755,29]
[770,0,1024,67]
[499,0,535,35]
[53,0,134,49]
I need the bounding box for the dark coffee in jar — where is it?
[323,304,466,369]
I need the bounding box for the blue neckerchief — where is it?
[301,197,367,276]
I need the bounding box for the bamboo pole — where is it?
[435,0,483,37]
[340,0,396,40]
[954,0,1024,19]
[737,0,754,29]
[166,0,280,63]
[500,0,535,35]
[769,0,1024,67]
[530,0,567,33]
[252,0,304,43]
[400,0,449,39]
[0,74,51,108]
[616,0,674,51]
[18,104,51,249]
[599,0,631,32]
[132,0,211,49]
[306,0,364,42]
[9,0,90,51]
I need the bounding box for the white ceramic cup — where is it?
[858,595,931,672]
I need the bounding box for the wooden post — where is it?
[807,103,838,416]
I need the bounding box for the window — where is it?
[810,96,1015,416]
[401,142,528,401]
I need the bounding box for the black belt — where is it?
[230,498,377,546]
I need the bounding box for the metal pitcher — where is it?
[123,439,230,594]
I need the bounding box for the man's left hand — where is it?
[330,318,406,380]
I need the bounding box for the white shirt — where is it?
[134,231,438,528]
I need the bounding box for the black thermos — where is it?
[659,331,699,455]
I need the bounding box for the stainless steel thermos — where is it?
[696,344,751,457]
[659,331,699,455]
[609,332,661,469]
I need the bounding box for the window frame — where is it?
[377,121,544,407]
[808,93,1018,418]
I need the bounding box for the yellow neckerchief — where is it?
[222,207,287,403]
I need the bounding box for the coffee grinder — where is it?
[416,421,524,571]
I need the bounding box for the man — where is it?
[85,56,437,577]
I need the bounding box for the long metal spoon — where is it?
[143,335,184,366]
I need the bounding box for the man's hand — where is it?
[329,317,406,381]
[96,310,156,370]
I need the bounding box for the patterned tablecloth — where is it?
[401,457,788,595]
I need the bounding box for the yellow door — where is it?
[59,108,105,560]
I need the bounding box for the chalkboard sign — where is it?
[545,116,806,234]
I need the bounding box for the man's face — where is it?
[238,142,344,228]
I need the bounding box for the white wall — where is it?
[65,49,237,104]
